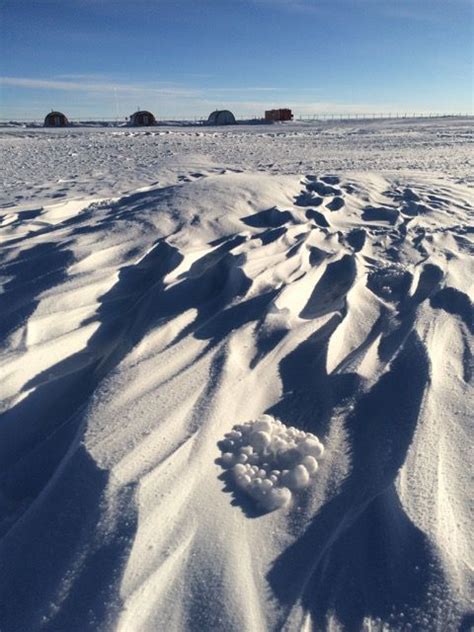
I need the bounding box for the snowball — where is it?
[302,455,319,474]
[253,415,273,433]
[299,438,324,458]
[233,463,247,476]
[261,487,292,511]
[282,465,310,490]
[250,431,272,451]
[221,453,235,467]
[277,447,301,468]
[236,474,252,489]
[272,437,287,452]
[219,415,324,512]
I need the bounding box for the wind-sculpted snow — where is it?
[1,117,473,210]
[219,415,324,511]
[0,121,472,632]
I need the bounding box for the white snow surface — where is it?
[0,118,473,631]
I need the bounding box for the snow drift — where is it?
[0,120,472,631]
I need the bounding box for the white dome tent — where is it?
[207,110,236,125]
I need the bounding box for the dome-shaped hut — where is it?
[44,111,69,127]
[207,110,236,125]
[129,110,156,126]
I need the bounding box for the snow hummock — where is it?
[219,415,324,511]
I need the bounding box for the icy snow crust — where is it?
[220,415,324,511]
[0,119,473,632]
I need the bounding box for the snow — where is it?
[219,415,324,511]
[0,118,473,631]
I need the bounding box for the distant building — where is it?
[265,108,293,122]
[44,111,69,127]
[207,110,236,125]
[129,110,156,126]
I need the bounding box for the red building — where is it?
[265,108,293,122]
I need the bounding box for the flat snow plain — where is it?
[0,118,473,632]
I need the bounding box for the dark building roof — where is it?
[207,110,236,125]
[130,110,156,126]
[44,111,69,127]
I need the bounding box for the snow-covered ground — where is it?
[0,118,473,632]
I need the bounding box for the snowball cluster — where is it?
[219,414,324,512]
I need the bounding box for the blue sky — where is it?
[0,0,472,119]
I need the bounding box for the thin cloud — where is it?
[0,76,281,97]
[246,0,472,21]
[245,0,326,16]
[184,98,407,117]
[206,87,279,93]
[1,76,465,118]
[0,76,199,97]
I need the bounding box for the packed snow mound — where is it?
[219,415,324,511]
